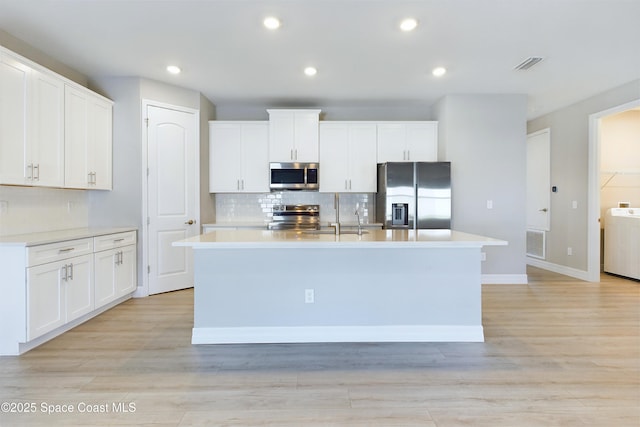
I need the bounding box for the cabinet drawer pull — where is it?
[58,248,75,253]
[113,238,125,243]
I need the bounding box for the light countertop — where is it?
[202,222,384,229]
[174,229,507,249]
[0,227,137,247]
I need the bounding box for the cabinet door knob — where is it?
[185,219,196,225]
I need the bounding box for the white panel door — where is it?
[405,122,438,161]
[94,248,117,307]
[64,85,90,188]
[147,104,198,295]
[293,111,320,162]
[209,123,242,192]
[115,245,137,297]
[26,261,65,340]
[377,124,406,162]
[319,123,350,192]
[65,254,94,322]
[527,128,551,231]
[0,53,29,185]
[29,69,65,187]
[239,123,269,192]
[89,97,113,190]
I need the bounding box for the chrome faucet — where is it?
[355,203,363,235]
[330,193,340,235]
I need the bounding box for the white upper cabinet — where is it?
[319,122,377,193]
[209,121,269,193]
[28,69,65,187]
[0,52,64,187]
[64,84,113,190]
[268,109,320,162]
[377,122,438,163]
[0,51,29,185]
[0,46,112,190]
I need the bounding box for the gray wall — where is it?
[215,103,433,121]
[434,95,528,278]
[0,29,88,88]
[88,76,216,290]
[527,79,640,272]
[199,94,217,225]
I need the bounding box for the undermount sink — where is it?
[301,230,369,235]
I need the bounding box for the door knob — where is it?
[185,219,196,225]
[539,208,548,212]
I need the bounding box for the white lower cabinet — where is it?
[26,252,93,341]
[0,229,137,355]
[64,254,94,323]
[94,234,137,307]
[26,260,65,340]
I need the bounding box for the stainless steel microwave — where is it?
[269,162,319,191]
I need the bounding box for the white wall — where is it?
[434,94,528,280]
[527,79,640,272]
[0,186,87,236]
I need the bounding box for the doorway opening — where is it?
[587,99,640,282]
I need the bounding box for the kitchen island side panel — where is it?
[192,246,482,342]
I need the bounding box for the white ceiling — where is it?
[1,0,639,119]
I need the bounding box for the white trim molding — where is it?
[527,257,590,282]
[482,274,528,284]
[192,325,485,344]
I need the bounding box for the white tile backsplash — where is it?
[0,186,89,236]
[215,192,375,225]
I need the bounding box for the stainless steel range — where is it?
[268,204,320,230]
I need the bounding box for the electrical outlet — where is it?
[305,289,314,304]
[0,200,8,215]
[486,200,493,209]
[567,247,573,256]
[480,252,486,261]
[572,200,578,209]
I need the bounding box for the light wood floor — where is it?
[1,267,638,426]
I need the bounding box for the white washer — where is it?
[604,208,640,280]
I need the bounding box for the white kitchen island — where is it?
[174,229,507,344]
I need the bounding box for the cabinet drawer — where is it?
[27,238,93,267]
[93,231,136,252]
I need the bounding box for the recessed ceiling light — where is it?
[432,67,447,77]
[304,66,317,77]
[264,16,281,30]
[166,65,181,75]
[400,18,418,32]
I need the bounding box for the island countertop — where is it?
[174,228,507,249]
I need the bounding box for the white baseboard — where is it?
[527,257,591,281]
[482,274,528,284]
[192,325,485,344]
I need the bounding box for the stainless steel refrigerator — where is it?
[376,162,451,229]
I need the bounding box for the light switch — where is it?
[572,200,578,209]
[486,200,493,209]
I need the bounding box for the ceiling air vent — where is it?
[514,57,544,71]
